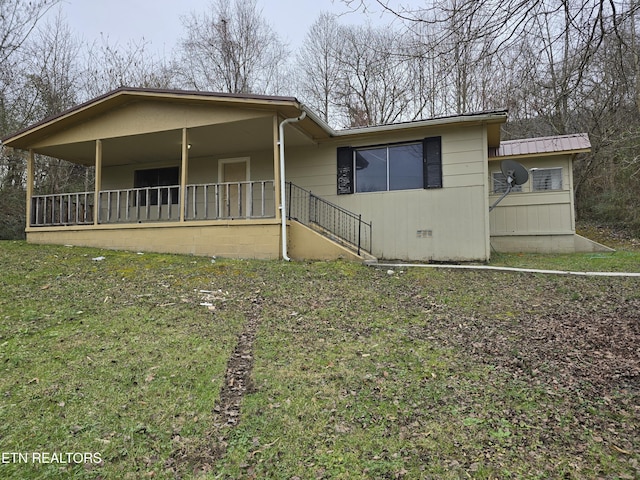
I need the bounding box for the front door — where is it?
[219,158,248,218]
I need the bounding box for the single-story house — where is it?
[0,88,610,262]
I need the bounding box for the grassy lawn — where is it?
[0,241,638,479]
[487,221,640,273]
[488,250,640,273]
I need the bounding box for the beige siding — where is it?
[489,156,574,236]
[287,125,490,261]
[102,149,275,190]
[99,149,277,221]
[31,101,271,148]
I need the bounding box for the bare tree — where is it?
[333,23,416,127]
[0,0,61,239]
[23,13,80,119]
[178,0,288,94]
[21,13,87,195]
[295,13,343,124]
[0,0,61,133]
[83,37,178,99]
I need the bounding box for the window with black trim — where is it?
[337,137,442,194]
[134,167,180,206]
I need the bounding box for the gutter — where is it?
[278,111,306,261]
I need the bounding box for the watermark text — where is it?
[1,452,102,465]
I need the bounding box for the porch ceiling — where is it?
[32,116,315,167]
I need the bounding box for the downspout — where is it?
[278,111,306,261]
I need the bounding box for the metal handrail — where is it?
[286,182,372,255]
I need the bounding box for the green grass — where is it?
[0,242,247,479]
[0,241,638,479]
[488,250,640,273]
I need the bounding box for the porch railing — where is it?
[185,181,275,220]
[99,186,180,223]
[30,181,276,226]
[286,182,372,256]
[31,192,94,226]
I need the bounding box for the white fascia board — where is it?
[329,111,508,138]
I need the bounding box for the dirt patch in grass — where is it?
[167,289,263,477]
[407,270,640,397]
[430,292,640,395]
[404,271,640,475]
[214,297,261,427]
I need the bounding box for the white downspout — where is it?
[278,111,306,261]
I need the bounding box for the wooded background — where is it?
[1,0,639,240]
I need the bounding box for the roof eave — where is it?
[330,111,508,144]
[488,148,591,161]
[1,87,312,149]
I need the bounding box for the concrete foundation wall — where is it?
[27,221,282,259]
[490,233,614,254]
[288,221,363,262]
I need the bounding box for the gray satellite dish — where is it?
[489,160,529,212]
[501,160,529,186]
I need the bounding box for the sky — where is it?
[45,0,394,57]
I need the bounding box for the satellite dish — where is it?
[501,159,529,186]
[489,160,529,212]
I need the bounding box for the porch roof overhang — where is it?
[0,88,332,166]
[2,87,508,166]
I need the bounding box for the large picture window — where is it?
[134,167,180,206]
[355,143,423,192]
[337,137,442,194]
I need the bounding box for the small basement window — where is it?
[134,167,180,206]
[532,167,562,191]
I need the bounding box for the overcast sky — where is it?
[46,0,394,56]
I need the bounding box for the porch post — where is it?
[273,115,281,220]
[94,139,102,225]
[180,128,189,222]
[26,149,34,228]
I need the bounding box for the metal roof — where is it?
[490,133,591,158]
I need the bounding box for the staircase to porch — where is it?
[286,183,374,260]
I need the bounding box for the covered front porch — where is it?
[9,90,313,258]
[23,126,283,257]
[23,105,288,225]
[5,89,367,260]
[21,113,285,256]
